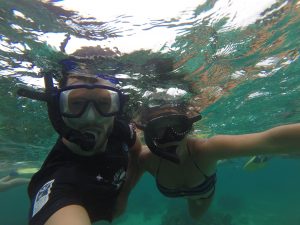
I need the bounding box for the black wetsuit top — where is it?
[28,119,136,225]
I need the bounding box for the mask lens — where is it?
[147,115,190,141]
[60,86,121,117]
[95,89,120,115]
[169,120,189,134]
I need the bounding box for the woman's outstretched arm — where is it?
[199,123,300,160]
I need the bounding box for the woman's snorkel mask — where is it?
[137,114,202,164]
[17,69,128,152]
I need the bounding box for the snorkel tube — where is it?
[17,71,97,151]
[144,131,181,164]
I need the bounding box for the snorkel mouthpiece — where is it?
[67,130,97,152]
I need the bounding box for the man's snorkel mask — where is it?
[17,67,128,152]
[137,114,202,164]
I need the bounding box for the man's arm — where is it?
[113,137,143,218]
[198,123,300,160]
[124,137,144,189]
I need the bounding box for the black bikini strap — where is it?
[155,158,163,186]
[186,142,209,178]
[155,158,162,178]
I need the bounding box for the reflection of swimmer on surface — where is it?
[0,167,38,192]
[243,153,300,171]
[243,155,271,171]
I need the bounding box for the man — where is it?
[18,59,142,225]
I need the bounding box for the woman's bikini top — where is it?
[155,144,217,199]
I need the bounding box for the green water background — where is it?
[1,0,300,224]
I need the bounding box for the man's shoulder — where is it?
[112,119,136,147]
[41,139,69,165]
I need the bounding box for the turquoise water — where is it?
[1,0,300,224]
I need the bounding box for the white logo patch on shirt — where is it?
[112,168,126,189]
[32,179,55,217]
[129,123,136,139]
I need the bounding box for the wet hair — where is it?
[57,58,117,88]
[57,58,88,88]
[138,103,188,125]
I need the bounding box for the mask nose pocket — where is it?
[84,104,98,121]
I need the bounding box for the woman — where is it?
[136,104,300,219]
